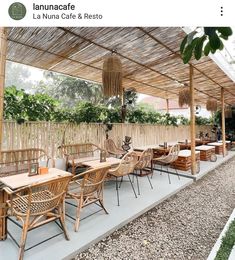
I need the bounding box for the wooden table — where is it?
[196,139,215,145]
[81,157,121,168]
[195,145,215,161]
[133,145,158,152]
[178,143,191,150]
[0,168,72,241]
[218,140,232,151]
[171,150,200,171]
[207,142,223,155]
[153,147,171,157]
[134,145,172,158]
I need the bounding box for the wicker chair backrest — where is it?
[163,144,180,164]
[8,175,71,216]
[135,148,153,170]
[71,166,109,196]
[111,152,138,177]
[104,139,119,154]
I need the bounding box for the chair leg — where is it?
[160,164,163,175]
[135,173,140,195]
[127,174,137,198]
[58,200,69,240]
[99,199,109,214]
[98,186,109,214]
[119,176,123,188]
[146,174,153,189]
[74,198,83,232]
[166,165,171,184]
[173,164,180,180]
[18,215,30,260]
[115,177,120,206]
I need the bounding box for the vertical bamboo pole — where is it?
[121,88,125,123]
[0,27,7,241]
[0,27,7,152]
[189,65,196,175]
[166,99,169,113]
[221,87,226,156]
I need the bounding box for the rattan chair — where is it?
[152,144,180,184]
[104,138,126,158]
[134,148,153,194]
[66,166,110,232]
[108,151,138,206]
[4,175,71,260]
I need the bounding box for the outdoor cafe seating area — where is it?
[1,27,235,260]
[0,137,234,259]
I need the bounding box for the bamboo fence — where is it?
[2,121,212,158]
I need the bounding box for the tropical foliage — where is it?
[4,86,211,126]
[180,27,233,64]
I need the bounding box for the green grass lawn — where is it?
[215,218,235,260]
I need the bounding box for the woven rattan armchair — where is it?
[59,143,103,175]
[66,166,110,232]
[108,151,138,206]
[152,144,180,184]
[134,148,153,194]
[104,139,126,158]
[3,175,71,260]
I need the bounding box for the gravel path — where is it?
[75,157,235,260]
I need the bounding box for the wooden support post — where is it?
[221,87,226,156]
[121,88,126,123]
[166,99,169,113]
[0,27,7,152]
[189,65,196,175]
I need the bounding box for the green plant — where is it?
[215,219,235,260]
[4,87,211,127]
[180,27,233,64]
[159,113,178,126]
[177,115,190,125]
[4,86,58,122]
[195,116,212,125]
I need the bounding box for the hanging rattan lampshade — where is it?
[178,87,191,107]
[206,99,217,112]
[102,53,123,98]
[225,106,232,118]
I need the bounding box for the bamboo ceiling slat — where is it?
[139,27,235,102]
[5,27,235,106]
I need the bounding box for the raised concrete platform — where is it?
[0,151,234,260]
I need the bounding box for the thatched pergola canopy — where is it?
[6,27,235,105]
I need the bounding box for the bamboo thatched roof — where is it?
[6,27,235,105]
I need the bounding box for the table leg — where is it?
[0,190,7,240]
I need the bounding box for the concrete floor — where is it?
[0,151,234,260]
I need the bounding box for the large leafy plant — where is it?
[180,27,233,64]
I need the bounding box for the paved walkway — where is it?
[75,157,235,260]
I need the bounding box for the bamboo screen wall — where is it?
[2,121,212,158]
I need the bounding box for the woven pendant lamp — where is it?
[206,99,217,112]
[225,106,232,118]
[178,87,191,107]
[102,52,123,98]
